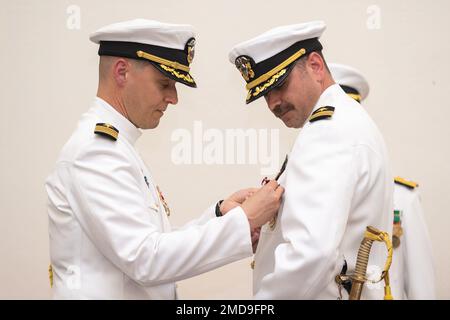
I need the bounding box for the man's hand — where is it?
[220,188,258,215]
[242,180,284,230]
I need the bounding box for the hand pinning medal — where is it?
[261,155,288,230]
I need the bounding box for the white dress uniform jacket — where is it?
[45,98,253,299]
[253,84,393,299]
[390,182,436,299]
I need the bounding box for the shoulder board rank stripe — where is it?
[94,123,119,141]
[394,176,418,189]
[309,106,335,123]
[347,93,362,103]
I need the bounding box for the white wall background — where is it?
[0,0,449,299]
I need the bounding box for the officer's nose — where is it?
[165,87,178,105]
[264,90,281,112]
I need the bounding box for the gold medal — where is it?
[392,235,401,249]
[157,186,171,217]
[261,155,287,231]
[48,264,53,288]
[269,214,278,231]
[393,223,403,237]
[392,223,403,248]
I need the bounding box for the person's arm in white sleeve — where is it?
[254,128,374,299]
[403,191,436,299]
[172,204,216,230]
[178,189,259,230]
[62,141,253,286]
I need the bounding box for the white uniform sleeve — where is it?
[255,126,376,299]
[175,204,217,230]
[403,191,436,299]
[61,141,253,286]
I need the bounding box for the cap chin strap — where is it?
[136,50,190,72]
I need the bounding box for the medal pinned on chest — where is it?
[392,210,403,248]
[157,186,171,217]
[261,154,288,230]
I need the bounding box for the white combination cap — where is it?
[229,21,326,103]
[329,63,369,102]
[90,19,197,87]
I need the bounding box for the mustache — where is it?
[272,103,295,118]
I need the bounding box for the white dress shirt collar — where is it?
[92,97,142,145]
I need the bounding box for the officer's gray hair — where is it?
[99,56,148,81]
[99,56,114,81]
[131,59,149,69]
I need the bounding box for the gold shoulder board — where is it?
[309,106,335,123]
[94,123,119,141]
[394,176,418,189]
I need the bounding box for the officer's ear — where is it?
[113,58,130,87]
[306,52,325,74]
[306,52,328,83]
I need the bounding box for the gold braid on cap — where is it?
[159,65,194,83]
[246,48,306,90]
[251,69,287,97]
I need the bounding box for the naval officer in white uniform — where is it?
[45,19,284,299]
[330,63,436,299]
[229,21,393,299]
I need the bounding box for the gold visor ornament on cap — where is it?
[235,56,255,82]
[241,47,309,104]
[246,48,306,91]
[136,48,196,87]
[186,38,196,64]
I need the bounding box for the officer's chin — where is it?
[142,118,161,130]
[279,112,296,128]
[151,120,160,129]
[282,117,302,129]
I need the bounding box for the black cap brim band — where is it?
[98,41,196,87]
